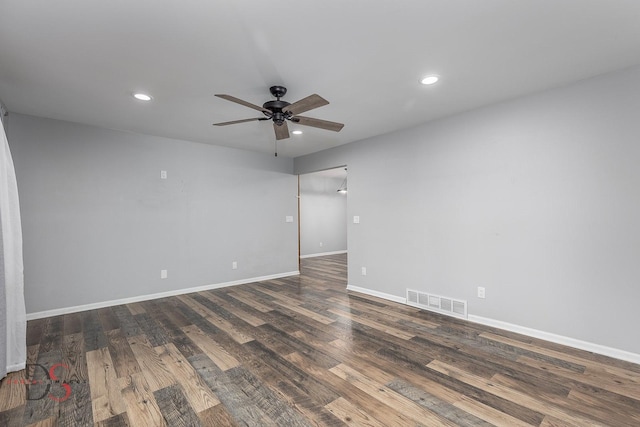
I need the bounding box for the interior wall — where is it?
[295,64,640,355]
[299,169,347,257]
[8,114,299,315]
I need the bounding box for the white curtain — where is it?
[0,112,26,378]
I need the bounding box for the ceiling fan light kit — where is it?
[214,85,344,156]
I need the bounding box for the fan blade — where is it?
[215,94,270,113]
[273,121,290,140]
[284,94,329,115]
[293,116,344,132]
[213,118,264,126]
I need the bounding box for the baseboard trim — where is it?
[300,250,347,259]
[26,271,300,321]
[346,284,640,364]
[467,315,640,365]
[346,285,407,304]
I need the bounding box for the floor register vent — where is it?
[406,289,467,319]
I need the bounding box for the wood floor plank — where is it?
[0,371,27,412]
[140,300,203,359]
[329,363,459,426]
[133,313,169,348]
[81,311,108,352]
[0,405,26,427]
[155,343,220,412]
[125,303,146,316]
[61,332,88,383]
[567,390,640,424]
[190,293,255,344]
[153,384,202,427]
[86,347,126,423]
[427,359,606,427]
[97,307,120,332]
[224,365,312,427]
[324,397,386,427]
[37,316,63,354]
[63,313,83,336]
[3,254,638,427]
[25,416,56,426]
[284,352,430,427]
[227,289,275,313]
[22,350,62,426]
[126,335,175,392]
[201,292,266,327]
[59,382,93,426]
[111,306,141,338]
[105,329,141,379]
[94,412,131,427]
[120,372,165,427]
[181,325,239,371]
[387,378,494,427]
[188,353,277,426]
[453,394,537,427]
[328,307,415,340]
[197,403,239,426]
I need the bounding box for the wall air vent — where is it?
[406,289,467,319]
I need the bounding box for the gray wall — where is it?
[8,114,299,314]
[295,65,640,355]
[299,171,347,257]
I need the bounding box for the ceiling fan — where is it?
[213,86,344,155]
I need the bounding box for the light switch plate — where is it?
[285,216,294,223]
[353,216,360,224]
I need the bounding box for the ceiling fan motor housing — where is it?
[269,85,287,99]
[263,100,291,112]
[263,91,292,124]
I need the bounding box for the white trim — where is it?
[346,285,407,304]
[26,271,300,321]
[468,315,640,365]
[300,250,347,259]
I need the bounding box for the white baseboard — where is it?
[300,250,347,259]
[346,284,407,304]
[346,284,640,365]
[468,315,640,365]
[26,271,300,321]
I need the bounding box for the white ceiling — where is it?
[2,1,640,158]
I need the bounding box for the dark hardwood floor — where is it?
[1,254,639,426]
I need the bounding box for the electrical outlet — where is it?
[361,267,367,276]
[160,269,168,279]
[232,261,237,270]
[477,287,486,299]
[160,170,167,179]
[319,242,323,247]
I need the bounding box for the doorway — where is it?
[298,167,348,261]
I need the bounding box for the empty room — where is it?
[1,1,639,426]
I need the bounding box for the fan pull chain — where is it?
[275,140,278,157]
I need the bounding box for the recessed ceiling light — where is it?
[420,75,439,85]
[292,130,303,135]
[133,93,152,101]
